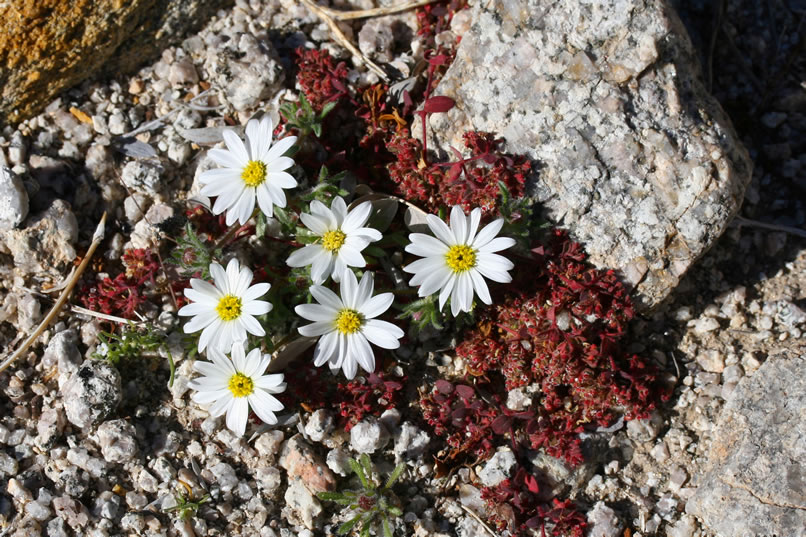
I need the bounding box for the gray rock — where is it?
[425,0,752,309]
[0,199,78,275]
[0,166,28,229]
[209,462,239,493]
[586,502,621,537]
[392,422,430,461]
[326,447,352,477]
[477,449,517,487]
[282,478,321,530]
[350,417,390,454]
[93,490,121,519]
[204,33,283,112]
[169,58,199,86]
[0,451,18,477]
[42,329,82,389]
[36,406,66,448]
[304,409,334,443]
[121,160,164,196]
[52,495,90,529]
[61,360,122,429]
[686,352,806,537]
[95,419,138,463]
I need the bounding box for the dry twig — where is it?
[0,213,107,375]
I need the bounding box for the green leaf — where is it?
[312,122,322,138]
[383,517,393,537]
[382,463,405,491]
[256,212,267,237]
[321,100,337,118]
[359,454,374,488]
[337,515,362,535]
[317,491,347,501]
[387,506,402,517]
[349,458,370,489]
[360,523,371,537]
[364,245,386,258]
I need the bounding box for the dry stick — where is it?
[732,216,806,240]
[312,0,439,20]
[0,212,107,375]
[300,0,389,82]
[458,504,500,537]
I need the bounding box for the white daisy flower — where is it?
[403,206,516,316]
[199,116,298,226]
[286,197,382,284]
[178,258,272,353]
[189,343,286,436]
[295,271,403,380]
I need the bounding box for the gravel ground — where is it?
[0,0,804,536]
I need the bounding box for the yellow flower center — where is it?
[445,244,477,273]
[227,372,254,398]
[216,295,242,321]
[322,229,347,252]
[336,309,362,334]
[241,160,267,187]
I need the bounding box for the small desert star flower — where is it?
[178,258,272,353]
[295,271,403,380]
[189,343,286,436]
[286,197,382,284]
[403,206,516,316]
[199,116,298,225]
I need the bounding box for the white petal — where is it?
[350,333,375,373]
[208,347,236,375]
[469,268,492,305]
[207,394,234,417]
[341,201,372,232]
[255,373,286,391]
[245,119,262,160]
[249,391,283,424]
[339,270,359,309]
[188,278,223,300]
[183,310,218,333]
[310,285,344,311]
[287,245,325,267]
[331,257,348,283]
[230,342,247,371]
[266,156,295,173]
[456,272,474,313]
[404,233,449,259]
[226,259,242,289]
[466,208,482,244]
[263,136,297,163]
[256,184,275,217]
[438,274,456,311]
[313,332,339,367]
[310,251,335,285]
[266,182,288,208]
[354,271,375,308]
[414,266,453,297]
[337,245,366,269]
[358,293,393,319]
[257,116,274,158]
[223,129,250,164]
[200,168,240,186]
[268,171,297,189]
[362,320,403,349]
[450,206,468,244]
[240,347,264,377]
[242,282,271,302]
[350,227,382,243]
[405,256,446,281]
[476,253,515,282]
[212,183,246,215]
[330,196,348,224]
[178,301,213,317]
[426,214,457,246]
[471,218,505,249]
[234,188,256,225]
[299,212,331,236]
[209,148,244,169]
[198,319,221,352]
[240,314,266,337]
[298,320,335,337]
[209,263,229,294]
[192,388,230,405]
[296,304,336,322]
[226,397,249,436]
[478,237,516,253]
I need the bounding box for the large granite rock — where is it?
[0,0,232,125]
[686,352,806,537]
[426,0,752,309]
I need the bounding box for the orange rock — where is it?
[0,0,232,125]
